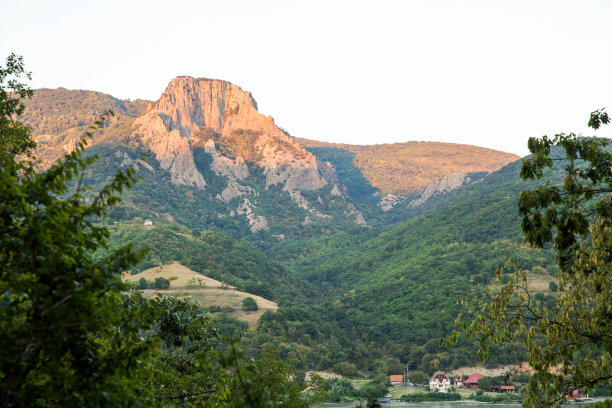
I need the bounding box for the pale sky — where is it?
[2,0,611,156]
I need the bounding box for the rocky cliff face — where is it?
[408,172,474,207]
[132,76,363,230]
[133,77,333,191]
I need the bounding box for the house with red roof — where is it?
[429,371,451,393]
[463,373,483,388]
[453,376,463,387]
[389,375,403,385]
[569,389,589,400]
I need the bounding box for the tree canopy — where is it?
[453,110,612,407]
[0,53,156,407]
[0,54,312,407]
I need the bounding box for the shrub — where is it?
[333,362,358,377]
[408,370,429,385]
[154,277,170,289]
[241,297,258,311]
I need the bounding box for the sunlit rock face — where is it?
[133,76,333,192]
[132,76,366,228]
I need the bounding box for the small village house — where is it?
[500,385,515,393]
[429,371,450,393]
[144,219,153,226]
[453,376,463,387]
[389,375,403,386]
[463,373,483,388]
[569,389,589,400]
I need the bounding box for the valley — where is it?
[20,77,563,384]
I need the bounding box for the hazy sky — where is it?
[2,0,611,156]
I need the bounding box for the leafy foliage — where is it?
[0,55,314,407]
[261,158,559,374]
[242,297,259,311]
[0,54,155,407]
[134,295,312,407]
[454,113,612,407]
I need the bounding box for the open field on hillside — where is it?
[123,262,278,327]
[487,269,558,295]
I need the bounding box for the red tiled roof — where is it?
[464,374,483,384]
[429,371,448,381]
[501,386,515,390]
[390,375,403,382]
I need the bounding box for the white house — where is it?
[144,219,153,226]
[429,371,451,393]
[454,376,463,387]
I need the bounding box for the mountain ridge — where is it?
[21,77,517,236]
[296,137,519,196]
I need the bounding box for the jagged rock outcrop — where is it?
[409,173,473,207]
[203,139,249,180]
[133,76,333,193]
[130,76,366,230]
[379,194,401,211]
[236,198,269,233]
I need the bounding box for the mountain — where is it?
[295,138,519,197]
[22,79,519,238]
[22,80,369,238]
[133,77,339,193]
[259,158,561,373]
[21,87,149,164]
[21,76,548,376]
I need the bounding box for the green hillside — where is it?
[21,88,149,164]
[101,219,314,300]
[77,128,556,375]
[79,142,369,244]
[21,87,573,378]
[250,158,561,373]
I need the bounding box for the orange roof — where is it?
[501,386,515,390]
[390,375,403,382]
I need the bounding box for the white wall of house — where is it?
[429,374,451,392]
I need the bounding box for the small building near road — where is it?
[429,371,451,393]
[569,389,589,400]
[463,373,483,388]
[389,375,404,385]
[454,376,463,387]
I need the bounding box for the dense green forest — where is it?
[240,158,561,374]
[86,140,564,376]
[15,82,575,382]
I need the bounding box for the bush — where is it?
[477,376,493,391]
[333,362,358,377]
[408,370,429,385]
[360,375,391,399]
[241,297,258,311]
[154,277,170,289]
[401,392,461,401]
[329,378,359,401]
[548,281,558,292]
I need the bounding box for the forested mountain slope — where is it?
[22,79,567,377]
[255,158,561,372]
[101,219,314,300]
[21,82,368,241]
